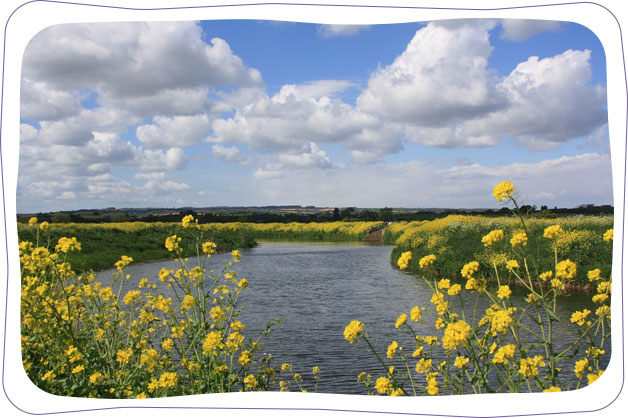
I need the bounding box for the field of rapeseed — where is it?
[344,181,612,395]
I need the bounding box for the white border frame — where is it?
[0,1,625,417]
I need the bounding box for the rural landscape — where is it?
[17,18,613,398]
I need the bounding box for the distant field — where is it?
[386,214,614,286]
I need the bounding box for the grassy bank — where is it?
[386,214,613,286]
[18,221,257,272]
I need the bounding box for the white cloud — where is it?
[357,21,506,130]
[139,148,188,172]
[136,114,213,148]
[458,49,607,150]
[317,24,371,37]
[500,19,561,41]
[211,144,250,164]
[278,142,332,168]
[20,79,82,120]
[22,22,262,99]
[144,180,191,193]
[253,167,284,179]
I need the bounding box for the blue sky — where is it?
[18,19,611,212]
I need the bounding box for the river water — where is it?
[97,241,610,394]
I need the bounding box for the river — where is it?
[97,240,610,394]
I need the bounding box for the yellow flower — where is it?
[506,260,519,270]
[238,350,252,366]
[390,388,404,396]
[603,229,613,242]
[71,365,84,374]
[493,344,516,365]
[202,241,217,254]
[344,320,364,343]
[28,217,38,226]
[479,305,516,336]
[570,309,592,326]
[493,181,515,202]
[410,306,422,321]
[115,255,133,271]
[497,285,512,299]
[39,221,49,231]
[592,294,609,304]
[426,374,439,395]
[551,278,565,291]
[441,320,471,350]
[181,215,198,229]
[574,358,589,379]
[116,348,133,364]
[556,260,577,280]
[135,392,148,399]
[419,254,436,269]
[454,356,469,368]
[89,371,105,384]
[510,232,527,247]
[202,331,222,353]
[461,261,479,279]
[181,294,195,311]
[123,290,141,305]
[519,356,546,378]
[397,251,412,270]
[544,224,564,239]
[210,306,225,321]
[161,339,174,352]
[395,313,408,328]
[482,230,504,247]
[587,269,602,282]
[437,279,450,289]
[165,235,181,252]
[447,284,462,296]
[430,292,448,315]
[543,386,562,392]
[55,237,81,253]
[587,370,603,385]
[416,358,432,373]
[243,374,257,389]
[158,372,178,389]
[540,271,553,281]
[41,370,55,382]
[375,377,393,395]
[281,363,292,372]
[386,341,401,359]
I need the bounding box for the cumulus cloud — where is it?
[211,144,250,164]
[357,21,506,130]
[136,114,213,148]
[139,148,188,172]
[317,24,371,37]
[278,142,332,168]
[20,79,82,121]
[501,19,561,41]
[22,22,262,100]
[458,49,607,150]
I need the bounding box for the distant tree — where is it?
[51,213,71,223]
[380,207,393,222]
[333,208,340,220]
[540,205,548,211]
[340,207,355,219]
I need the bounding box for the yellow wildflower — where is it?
[28,217,38,226]
[410,306,422,321]
[397,251,412,270]
[556,259,577,280]
[243,374,257,389]
[543,386,562,392]
[493,344,516,365]
[375,377,393,395]
[570,309,591,326]
[497,285,512,299]
[386,341,401,359]
[344,320,364,343]
[448,284,462,296]
[588,370,603,385]
[574,358,589,379]
[454,356,469,368]
[202,241,217,254]
[442,320,471,350]
[395,313,408,328]
[519,356,546,378]
[419,254,436,269]
[603,229,613,242]
[543,225,564,239]
[482,229,504,247]
[416,358,432,373]
[510,232,527,247]
[202,331,222,354]
[461,261,479,279]
[493,181,515,202]
[437,279,450,289]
